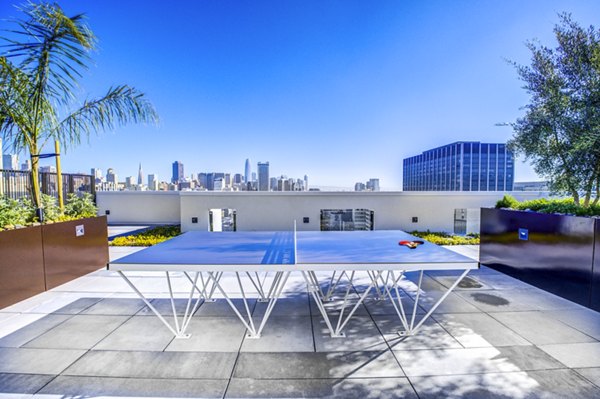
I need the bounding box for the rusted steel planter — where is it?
[480,208,599,311]
[0,216,108,309]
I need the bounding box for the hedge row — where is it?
[110,225,181,246]
[410,231,480,245]
[496,195,600,217]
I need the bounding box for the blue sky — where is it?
[2,0,600,189]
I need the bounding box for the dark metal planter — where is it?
[42,216,109,290]
[480,208,599,311]
[0,216,108,309]
[0,225,46,309]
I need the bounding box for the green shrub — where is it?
[0,197,34,228]
[110,225,181,246]
[495,196,600,217]
[40,194,61,222]
[64,193,98,219]
[409,230,480,245]
[495,194,520,209]
[0,192,98,229]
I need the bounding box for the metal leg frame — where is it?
[374,268,471,336]
[303,270,383,338]
[118,271,205,339]
[321,271,350,301]
[245,272,271,302]
[205,271,290,338]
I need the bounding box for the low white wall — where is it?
[179,191,550,233]
[96,190,550,232]
[96,191,180,224]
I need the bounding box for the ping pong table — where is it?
[108,229,479,339]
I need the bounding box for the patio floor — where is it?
[1,241,600,398]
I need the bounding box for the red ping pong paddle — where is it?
[399,240,424,249]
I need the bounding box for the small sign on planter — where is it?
[518,228,528,241]
[75,225,85,237]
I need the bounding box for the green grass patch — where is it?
[110,225,181,246]
[409,230,480,245]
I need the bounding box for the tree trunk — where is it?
[572,189,580,204]
[30,153,42,220]
[594,175,600,206]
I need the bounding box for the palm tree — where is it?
[0,2,158,219]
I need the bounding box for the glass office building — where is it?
[403,142,514,191]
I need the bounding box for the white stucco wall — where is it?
[97,190,551,233]
[96,191,180,224]
[178,191,550,233]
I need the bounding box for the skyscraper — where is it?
[245,159,251,183]
[137,163,143,185]
[106,168,118,184]
[148,174,158,190]
[172,161,184,183]
[367,178,380,191]
[2,154,18,170]
[257,162,269,191]
[403,141,515,191]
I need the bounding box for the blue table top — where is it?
[111,230,477,269]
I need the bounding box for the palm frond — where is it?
[54,85,159,149]
[2,1,96,105]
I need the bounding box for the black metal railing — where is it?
[0,169,95,202]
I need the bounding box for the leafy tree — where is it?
[0,2,158,218]
[508,13,600,207]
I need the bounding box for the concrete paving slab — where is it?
[490,311,597,345]
[0,394,32,399]
[93,316,174,351]
[225,377,418,399]
[1,291,105,314]
[312,316,388,352]
[457,290,538,312]
[434,313,531,347]
[545,308,600,340]
[253,295,310,317]
[0,374,55,394]
[0,314,49,341]
[410,291,481,314]
[429,275,492,291]
[539,342,600,368]
[362,296,425,316]
[37,376,228,398]
[373,316,463,350]
[51,298,103,314]
[576,367,600,388]
[234,351,404,379]
[410,369,600,399]
[136,298,204,317]
[393,346,564,377]
[461,288,583,313]
[80,298,147,316]
[0,348,85,374]
[474,273,535,290]
[23,315,129,350]
[195,299,257,317]
[241,316,314,352]
[63,350,236,379]
[165,317,246,352]
[309,295,370,316]
[49,276,134,293]
[0,315,72,348]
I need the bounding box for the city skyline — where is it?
[2,1,599,189]
[89,158,316,192]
